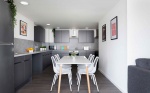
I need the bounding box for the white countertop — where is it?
[14,50,51,57]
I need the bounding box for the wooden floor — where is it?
[17,65,122,93]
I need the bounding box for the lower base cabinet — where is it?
[14,62,24,89]
[14,55,32,90]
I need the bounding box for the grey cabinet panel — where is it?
[34,26,45,42]
[54,30,62,43]
[42,52,52,70]
[86,30,94,43]
[78,30,94,43]
[14,55,32,90]
[14,56,24,63]
[61,30,70,43]
[24,59,32,81]
[14,62,24,88]
[0,0,13,43]
[78,30,87,43]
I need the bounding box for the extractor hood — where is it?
[70,29,78,38]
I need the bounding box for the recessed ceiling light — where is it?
[20,1,29,5]
[47,24,50,26]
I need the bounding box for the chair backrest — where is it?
[88,54,93,60]
[51,56,58,73]
[56,54,61,60]
[90,55,95,63]
[92,57,99,73]
[54,55,59,61]
[51,56,56,67]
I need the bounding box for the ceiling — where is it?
[14,0,120,29]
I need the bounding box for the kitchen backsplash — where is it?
[14,38,98,53]
[14,38,42,53]
[42,38,98,50]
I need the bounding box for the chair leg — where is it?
[76,73,79,85]
[68,74,72,91]
[78,74,81,92]
[93,74,99,92]
[92,75,96,85]
[50,74,56,91]
[53,74,58,85]
[91,75,93,80]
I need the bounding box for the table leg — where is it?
[58,65,62,93]
[86,65,91,93]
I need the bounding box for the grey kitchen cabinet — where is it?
[34,26,45,42]
[86,30,94,43]
[61,30,70,43]
[14,55,32,90]
[24,55,32,81]
[14,61,24,89]
[42,51,52,70]
[78,30,87,43]
[54,30,70,43]
[78,30,94,43]
[54,30,62,43]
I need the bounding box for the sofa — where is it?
[128,58,150,93]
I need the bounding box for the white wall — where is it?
[45,29,54,43]
[127,0,150,65]
[14,12,34,41]
[98,0,127,93]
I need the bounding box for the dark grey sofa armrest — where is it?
[128,66,150,93]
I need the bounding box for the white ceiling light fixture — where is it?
[46,24,50,26]
[20,1,29,5]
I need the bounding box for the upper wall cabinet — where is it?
[34,26,45,42]
[54,30,70,43]
[78,30,94,43]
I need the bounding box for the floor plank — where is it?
[17,65,122,93]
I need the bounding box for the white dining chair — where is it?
[77,55,95,69]
[50,56,72,91]
[88,54,93,60]
[54,54,72,68]
[77,57,99,92]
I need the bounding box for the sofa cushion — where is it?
[136,58,150,70]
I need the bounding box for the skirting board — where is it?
[98,68,127,93]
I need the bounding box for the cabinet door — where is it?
[40,27,45,42]
[61,30,70,43]
[86,30,94,43]
[78,30,87,43]
[54,30,62,43]
[34,26,41,42]
[14,62,24,88]
[34,26,45,42]
[24,60,32,81]
[42,54,47,70]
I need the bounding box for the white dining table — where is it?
[56,56,91,93]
